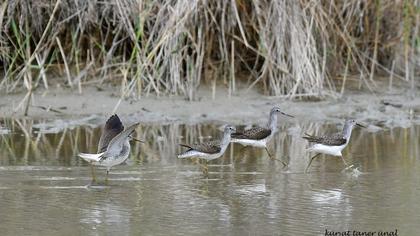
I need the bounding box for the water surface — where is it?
[0,119,419,235]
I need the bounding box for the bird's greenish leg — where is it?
[90,164,97,184]
[201,160,209,177]
[265,147,274,159]
[265,147,288,168]
[203,161,209,177]
[305,153,321,173]
[340,155,355,172]
[340,156,348,166]
[105,169,110,185]
[233,145,248,162]
[193,158,208,176]
[239,145,249,153]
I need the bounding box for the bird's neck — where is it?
[123,140,131,153]
[117,140,131,159]
[267,113,278,133]
[220,131,231,151]
[342,124,353,142]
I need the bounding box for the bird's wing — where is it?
[232,127,271,140]
[105,123,139,157]
[179,143,193,149]
[97,114,124,153]
[303,133,346,146]
[188,140,221,154]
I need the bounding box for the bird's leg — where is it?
[305,153,321,173]
[203,161,209,178]
[90,164,96,184]
[105,169,110,185]
[199,160,209,177]
[194,158,208,176]
[233,145,248,162]
[277,159,288,168]
[340,156,348,166]
[265,147,274,159]
[265,147,288,168]
[239,145,249,152]
[193,157,201,167]
[340,156,355,172]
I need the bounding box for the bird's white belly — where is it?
[231,138,268,148]
[93,144,131,168]
[308,144,345,156]
[177,150,222,161]
[94,154,129,168]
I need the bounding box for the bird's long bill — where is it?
[356,123,366,128]
[280,111,294,118]
[131,137,145,143]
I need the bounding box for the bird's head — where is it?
[224,125,236,134]
[270,106,294,118]
[345,119,366,128]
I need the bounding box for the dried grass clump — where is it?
[0,0,418,104]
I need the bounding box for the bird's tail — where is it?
[177,144,193,159]
[177,152,192,159]
[78,152,105,163]
[302,133,317,142]
[302,133,315,152]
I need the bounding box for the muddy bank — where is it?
[0,85,419,130]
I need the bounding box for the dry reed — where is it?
[0,0,418,103]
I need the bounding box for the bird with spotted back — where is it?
[230,106,293,167]
[303,119,365,173]
[78,114,141,184]
[178,125,236,176]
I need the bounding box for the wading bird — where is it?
[78,114,141,183]
[303,119,365,173]
[230,106,293,167]
[178,125,236,176]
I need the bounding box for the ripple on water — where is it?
[0,122,419,235]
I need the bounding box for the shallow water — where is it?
[0,119,419,235]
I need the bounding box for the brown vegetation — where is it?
[0,0,419,101]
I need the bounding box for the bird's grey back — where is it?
[184,140,222,154]
[303,132,346,146]
[98,114,124,153]
[231,127,271,140]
